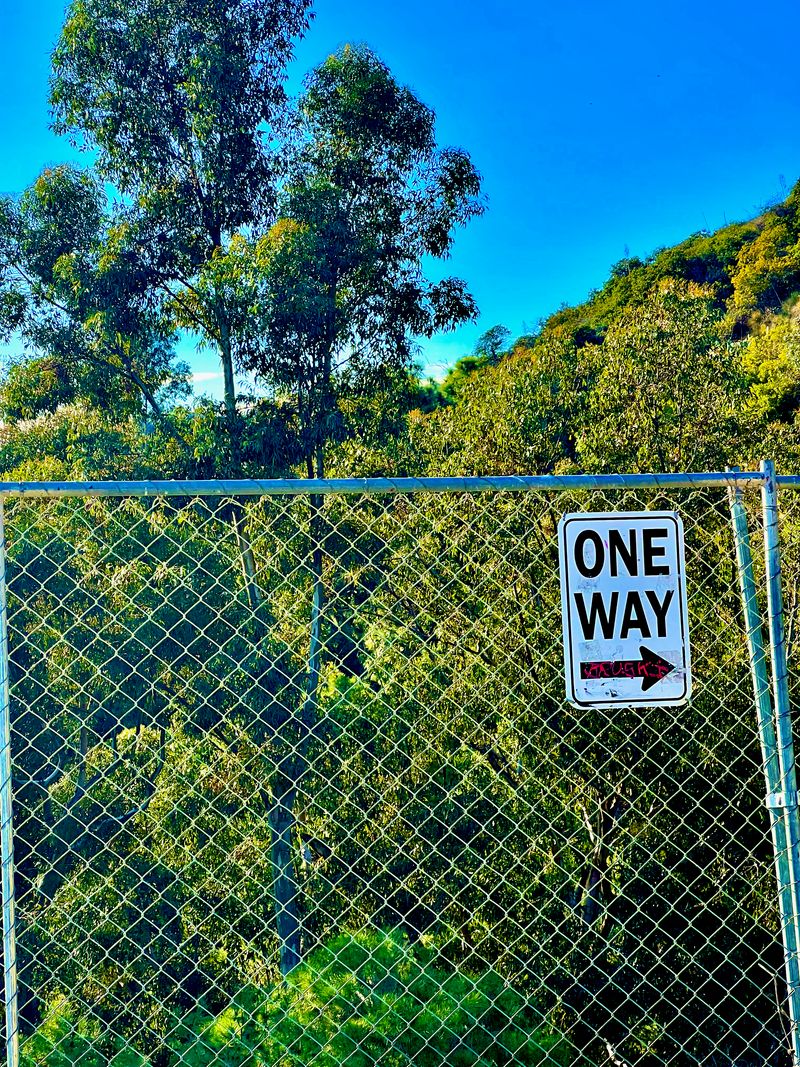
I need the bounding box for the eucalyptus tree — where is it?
[0,166,187,439]
[0,0,316,1018]
[49,0,313,473]
[242,44,483,474]
[45,0,316,623]
[5,0,485,988]
[223,43,484,972]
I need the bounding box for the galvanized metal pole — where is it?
[0,470,767,498]
[730,476,800,1062]
[0,503,17,1067]
[761,459,800,1066]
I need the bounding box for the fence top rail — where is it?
[0,471,774,498]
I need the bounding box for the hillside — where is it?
[541,181,800,346]
[423,179,800,479]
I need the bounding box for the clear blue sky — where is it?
[3,0,800,391]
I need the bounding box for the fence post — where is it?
[761,459,800,1066]
[730,473,800,1061]
[0,503,17,1067]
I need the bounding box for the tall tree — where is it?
[49,0,314,474]
[45,0,317,634]
[218,43,484,972]
[0,166,188,439]
[240,44,483,471]
[41,14,484,979]
[2,0,316,1001]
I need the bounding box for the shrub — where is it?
[173,929,574,1066]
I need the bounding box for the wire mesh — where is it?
[0,480,790,1066]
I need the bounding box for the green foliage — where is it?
[439,326,511,404]
[234,44,484,469]
[423,336,593,474]
[51,0,313,230]
[440,354,487,403]
[537,183,800,348]
[0,404,191,482]
[408,374,445,415]
[0,165,188,433]
[427,282,778,480]
[0,357,75,421]
[473,325,511,364]
[23,931,573,1066]
[729,215,800,322]
[21,998,148,1065]
[741,310,800,421]
[578,282,754,472]
[173,929,573,1067]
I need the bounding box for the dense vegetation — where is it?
[2,1,800,1065]
[23,930,575,1066]
[434,185,800,476]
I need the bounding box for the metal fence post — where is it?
[730,475,800,1062]
[761,459,800,1066]
[0,503,17,1067]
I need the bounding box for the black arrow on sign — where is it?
[579,645,676,693]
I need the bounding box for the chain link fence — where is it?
[0,472,796,1066]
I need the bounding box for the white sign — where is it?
[559,511,691,708]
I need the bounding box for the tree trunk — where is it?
[217,319,325,975]
[581,789,624,929]
[269,775,302,975]
[217,317,262,609]
[581,847,606,927]
[215,309,309,972]
[77,723,87,791]
[269,456,325,976]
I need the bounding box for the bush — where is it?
[20,998,148,1066]
[22,929,575,1066]
[173,929,575,1066]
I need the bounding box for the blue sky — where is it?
[3,0,800,394]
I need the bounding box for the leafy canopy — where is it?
[51,0,313,238]
[232,45,485,466]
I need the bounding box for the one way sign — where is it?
[559,512,691,708]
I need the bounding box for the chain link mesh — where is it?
[0,483,790,1066]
